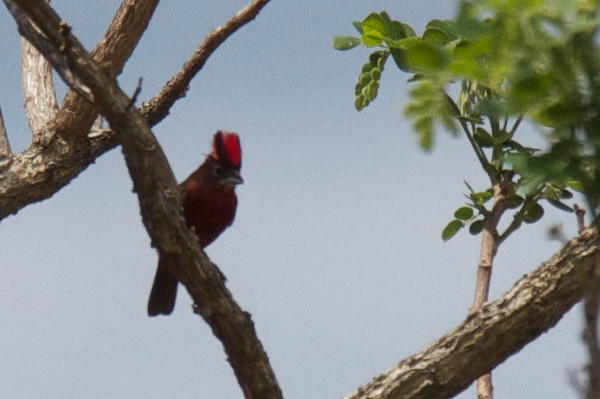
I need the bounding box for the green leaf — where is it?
[402,23,417,38]
[567,180,585,192]
[470,190,492,206]
[504,140,538,155]
[332,36,361,51]
[546,199,574,212]
[366,81,379,99]
[505,194,524,209]
[522,202,544,223]
[403,78,456,150]
[354,51,388,111]
[389,21,409,40]
[541,183,563,200]
[395,37,449,71]
[469,219,484,235]
[425,19,458,41]
[390,48,412,72]
[362,13,387,46]
[414,116,433,150]
[442,219,463,241]
[379,11,394,38]
[454,206,474,220]
[352,21,364,35]
[473,127,494,148]
[463,180,475,193]
[423,27,450,45]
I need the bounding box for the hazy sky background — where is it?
[0,1,586,398]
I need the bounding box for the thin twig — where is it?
[498,188,544,244]
[143,0,272,125]
[576,204,587,234]
[128,77,143,108]
[509,116,523,136]
[0,106,11,157]
[445,92,491,175]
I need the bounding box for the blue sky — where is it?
[0,1,586,398]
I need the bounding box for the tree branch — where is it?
[445,92,491,176]
[20,34,59,139]
[142,0,271,125]
[6,1,93,103]
[5,1,283,398]
[0,0,159,221]
[0,0,270,222]
[344,226,600,399]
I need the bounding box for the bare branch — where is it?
[128,77,143,108]
[143,0,271,125]
[344,226,600,399]
[6,1,94,102]
[5,2,283,398]
[21,35,59,139]
[0,0,270,222]
[0,107,10,157]
[0,0,159,220]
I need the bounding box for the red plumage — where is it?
[147,131,243,316]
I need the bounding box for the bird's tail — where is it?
[147,255,178,316]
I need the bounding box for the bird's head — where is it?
[209,131,243,187]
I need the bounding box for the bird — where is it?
[147,131,243,316]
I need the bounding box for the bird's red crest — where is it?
[212,131,241,168]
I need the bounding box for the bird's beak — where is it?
[224,170,244,185]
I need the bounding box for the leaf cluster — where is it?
[333,12,459,148]
[334,0,600,240]
[442,179,578,241]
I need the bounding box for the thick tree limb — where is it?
[344,226,600,399]
[5,1,283,398]
[0,0,158,221]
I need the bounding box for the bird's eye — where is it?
[213,166,225,178]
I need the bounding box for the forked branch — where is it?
[0,0,271,221]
